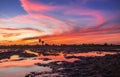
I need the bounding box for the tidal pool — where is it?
[0,50,119,77]
[0,65,51,77]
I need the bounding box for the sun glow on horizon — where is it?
[0,0,120,45]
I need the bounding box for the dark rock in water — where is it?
[50,54,120,77]
[25,74,35,77]
[25,54,120,77]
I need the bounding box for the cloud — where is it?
[0,28,45,41]
[0,9,72,44]
[0,14,73,35]
[2,33,20,38]
[20,21,120,44]
[20,0,53,12]
[35,21,120,44]
[0,0,120,45]
[65,9,106,25]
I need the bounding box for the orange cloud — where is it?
[0,0,119,45]
[38,23,120,44]
[0,28,43,41]
[2,33,20,37]
[0,14,73,40]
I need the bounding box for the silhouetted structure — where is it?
[41,41,44,46]
[38,39,44,46]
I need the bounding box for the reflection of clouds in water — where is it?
[0,59,48,68]
[38,52,79,62]
[67,51,118,57]
[10,55,20,60]
[0,66,51,77]
[24,50,39,56]
[0,51,119,77]
[0,51,118,68]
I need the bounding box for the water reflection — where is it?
[66,51,118,57]
[0,50,119,77]
[25,50,39,56]
[0,66,51,77]
[38,52,79,62]
[10,55,20,60]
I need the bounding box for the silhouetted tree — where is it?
[42,41,44,46]
[39,39,41,43]
[38,39,45,46]
[104,43,108,46]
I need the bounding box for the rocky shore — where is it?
[0,44,120,60]
[33,54,120,77]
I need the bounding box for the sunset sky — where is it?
[0,0,120,45]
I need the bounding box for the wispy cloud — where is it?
[0,0,119,44]
[0,28,43,41]
[20,0,55,13]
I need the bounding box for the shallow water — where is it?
[0,66,51,77]
[0,49,119,77]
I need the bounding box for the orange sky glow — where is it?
[0,0,120,45]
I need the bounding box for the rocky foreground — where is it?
[27,53,120,77]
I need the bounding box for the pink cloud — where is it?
[0,23,3,27]
[65,9,106,25]
[20,0,56,13]
[19,0,72,33]
[0,0,119,44]
[0,13,74,42]
[1,13,73,35]
[43,22,120,39]
[69,23,120,37]
[32,21,120,43]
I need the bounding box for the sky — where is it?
[0,0,120,45]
